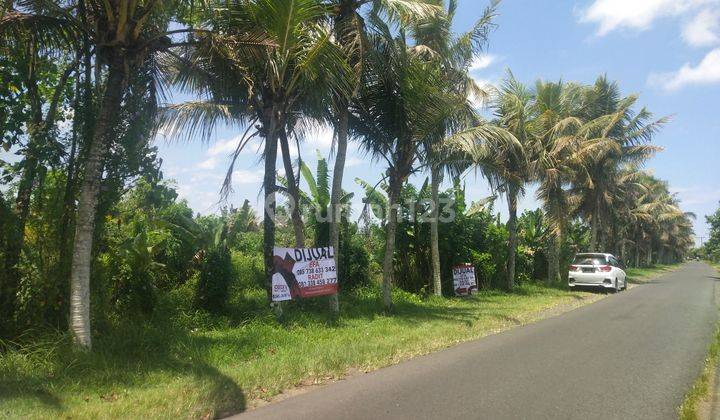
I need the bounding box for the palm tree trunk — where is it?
[430,166,442,296]
[645,240,653,267]
[382,174,402,311]
[278,130,304,248]
[52,102,82,327]
[54,66,89,328]
[263,107,281,318]
[546,233,560,284]
[590,207,600,252]
[68,56,125,351]
[328,109,349,314]
[506,185,518,291]
[590,191,604,251]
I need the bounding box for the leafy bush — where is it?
[470,251,495,289]
[339,223,371,290]
[438,199,509,293]
[194,246,233,313]
[111,262,157,316]
[231,249,265,290]
[514,245,535,285]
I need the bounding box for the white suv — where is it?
[568,253,627,292]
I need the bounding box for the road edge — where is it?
[242,290,607,413]
[680,262,720,420]
[240,267,681,415]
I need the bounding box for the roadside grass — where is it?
[626,263,682,283]
[1,282,602,420]
[678,263,720,420]
[678,323,720,420]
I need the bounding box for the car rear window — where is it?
[573,255,607,265]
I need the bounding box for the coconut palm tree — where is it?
[410,0,497,296]
[629,174,695,265]
[531,80,567,283]
[603,167,650,265]
[484,74,535,291]
[325,0,439,312]
[69,0,204,350]
[531,80,595,283]
[350,27,456,310]
[570,77,667,252]
[160,0,353,316]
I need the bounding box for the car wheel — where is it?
[614,279,619,293]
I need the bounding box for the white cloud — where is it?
[345,156,364,168]
[469,54,498,71]
[206,133,264,157]
[648,47,720,89]
[671,186,720,205]
[580,0,717,36]
[196,133,264,170]
[302,124,334,153]
[196,156,218,170]
[176,184,219,212]
[231,169,263,184]
[683,8,720,46]
[190,172,224,183]
[207,135,241,156]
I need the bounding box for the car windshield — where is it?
[573,255,607,265]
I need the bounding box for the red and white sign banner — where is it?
[453,263,477,297]
[271,247,338,302]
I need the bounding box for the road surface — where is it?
[233,262,719,419]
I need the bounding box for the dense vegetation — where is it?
[1,0,694,359]
[699,203,720,262]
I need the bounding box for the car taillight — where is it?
[598,265,612,272]
[569,265,579,272]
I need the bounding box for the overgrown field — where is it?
[1,283,602,419]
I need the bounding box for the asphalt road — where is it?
[234,262,719,420]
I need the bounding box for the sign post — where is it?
[452,263,478,296]
[271,246,338,302]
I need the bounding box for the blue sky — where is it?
[155,0,720,245]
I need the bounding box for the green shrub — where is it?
[195,246,233,313]
[514,245,535,284]
[470,251,495,289]
[339,224,371,290]
[231,250,265,290]
[111,263,157,316]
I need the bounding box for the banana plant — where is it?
[278,151,354,246]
